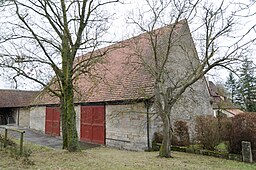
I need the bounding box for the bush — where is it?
[151,132,163,151]
[195,115,220,150]
[195,115,231,150]
[153,132,163,144]
[152,120,190,150]
[172,120,190,146]
[218,116,232,142]
[229,112,256,156]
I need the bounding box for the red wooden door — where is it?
[45,107,60,136]
[80,106,105,144]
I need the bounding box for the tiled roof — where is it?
[0,89,39,108]
[35,19,189,105]
[208,81,239,109]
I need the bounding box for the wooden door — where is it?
[45,107,60,136]
[80,106,105,144]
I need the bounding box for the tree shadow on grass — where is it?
[79,141,100,150]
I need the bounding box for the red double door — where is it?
[80,106,105,144]
[45,107,60,136]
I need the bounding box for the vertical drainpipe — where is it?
[145,100,150,150]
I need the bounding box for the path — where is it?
[0,125,63,149]
[0,125,99,149]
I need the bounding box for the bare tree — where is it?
[128,0,256,157]
[0,0,120,152]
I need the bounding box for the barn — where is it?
[28,20,212,151]
[0,89,39,126]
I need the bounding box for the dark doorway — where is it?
[0,108,15,125]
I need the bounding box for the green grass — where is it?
[215,142,229,153]
[0,145,255,170]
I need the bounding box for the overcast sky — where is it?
[0,0,255,89]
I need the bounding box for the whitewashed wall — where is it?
[18,108,30,127]
[30,106,46,132]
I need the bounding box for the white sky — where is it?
[0,0,255,89]
[0,77,7,88]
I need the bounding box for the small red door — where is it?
[80,106,105,144]
[45,107,60,136]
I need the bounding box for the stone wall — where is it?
[172,78,213,138]
[75,105,81,139]
[146,22,213,143]
[28,105,81,137]
[105,102,148,151]
[149,78,213,144]
[17,108,30,127]
[30,106,46,132]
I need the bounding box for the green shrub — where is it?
[151,140,160,151]
[171,146,186,152]
[215,142,228,153]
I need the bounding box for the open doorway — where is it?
[0,108,16,125]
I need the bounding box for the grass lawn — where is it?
[0,145,255,170]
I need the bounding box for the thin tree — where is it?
[0,0,120,152]
[225,72,238,103]
[128,0,256,157]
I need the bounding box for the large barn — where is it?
[1,20,212,151]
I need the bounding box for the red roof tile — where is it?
[35,19,189,105]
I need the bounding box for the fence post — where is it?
[4,128,7,148]
[20,131,25,155]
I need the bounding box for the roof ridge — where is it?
[76,19,188,59]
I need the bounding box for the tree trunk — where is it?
[60,96,68,149]
[159,115,172,158]
[65,88,80,152]
[154,81,172,157]
[60,28,80,151]
[61,78,80,152]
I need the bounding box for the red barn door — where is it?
[80,106,105,144]
[45,107,60,136]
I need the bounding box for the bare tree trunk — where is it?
[65,87,79,152]
[61,77,80,152]
[60,97,68,149]
[155,82,173,157]
[61,31,79,151]
[159,114,172,158]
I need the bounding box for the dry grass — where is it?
[0,146,255,170]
